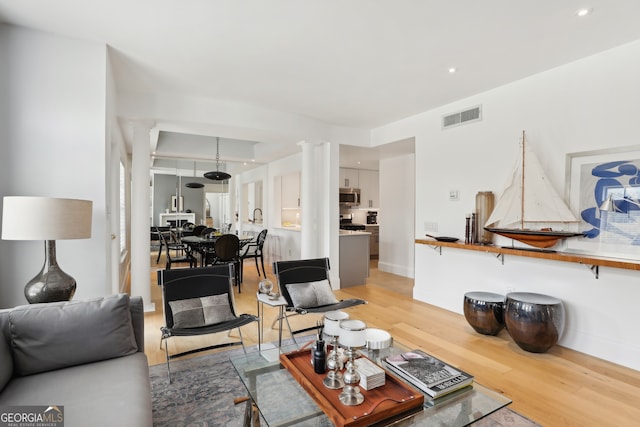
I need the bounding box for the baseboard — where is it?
[377,261,414,278]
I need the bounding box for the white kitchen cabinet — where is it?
[358,169,379,209]
[339,168,359,188]
[281,172,300,208]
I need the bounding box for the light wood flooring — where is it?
[144,251,640,426]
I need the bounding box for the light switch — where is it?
[449,190,459,201]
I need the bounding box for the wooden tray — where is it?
[280,349,424,427]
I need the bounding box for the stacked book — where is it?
[383,349,474,398]
[356,357,386,390]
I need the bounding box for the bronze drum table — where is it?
[505,292,565,353]
[463,291,505,336]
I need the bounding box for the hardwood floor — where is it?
[144,252,640,426]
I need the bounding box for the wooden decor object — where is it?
[280,349,424,427]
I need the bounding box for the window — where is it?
[119,161,127,255]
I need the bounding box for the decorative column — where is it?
[130,123,154,312]
[299,140,331,259]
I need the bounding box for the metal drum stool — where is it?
[463,292,505,335]
[505,292,565,353]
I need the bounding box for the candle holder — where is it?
[322,311,349,389]
[338,319,367,406]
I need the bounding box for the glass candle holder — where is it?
[322,311,349,389]
[338,319,367,406]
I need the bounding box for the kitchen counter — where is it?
[339,229,371,236]
[339,231,370,287]
[274,225,301,231]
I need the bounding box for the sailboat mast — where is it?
[521,130,526,229]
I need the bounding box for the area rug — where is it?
[149,342,541,427]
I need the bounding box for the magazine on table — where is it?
[384,349,474,398]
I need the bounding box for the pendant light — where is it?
[204,137,232,181]
[185,161,204,188]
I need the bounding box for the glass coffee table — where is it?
[230,341,511,426]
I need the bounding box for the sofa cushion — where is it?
[9,294,138,376]
[0,328,12,392]
[286,280,339,308]
[0,352,152,427]
[169,294,235,328]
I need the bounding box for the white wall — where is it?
[0,24,110,307]
[373,40,640,370]
[379,153,415,278]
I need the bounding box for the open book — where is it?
[384,349,474,398]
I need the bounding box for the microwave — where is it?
[339,188,360,206]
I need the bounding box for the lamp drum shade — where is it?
[2,197,92,240]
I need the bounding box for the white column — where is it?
[130,123,154,311]
[299,141,318,258]
[326,142,341,288]
[299,140,338,263]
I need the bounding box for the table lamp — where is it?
[338,319,367,406]
[322,310,349,389]
[1,196,93,303]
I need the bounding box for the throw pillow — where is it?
[286,280,338,308]
[169,294,235,328]
[9,294,138,377]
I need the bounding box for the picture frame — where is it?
[565,145,640,259]
[171,195,184,212]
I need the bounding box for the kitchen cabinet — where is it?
[359,169,379,209]
[365,225,379,258]
[282,172,300,208]
[339,168,359,188]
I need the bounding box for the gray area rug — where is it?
[149,342,541,427]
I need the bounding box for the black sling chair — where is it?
[157,265,258,382]
[272,257,366,342]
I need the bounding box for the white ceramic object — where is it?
[365,328,392,350]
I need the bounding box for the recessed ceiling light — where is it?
[448,67,457,74]
[576,8,593,17]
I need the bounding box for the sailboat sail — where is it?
[484,131,583,249]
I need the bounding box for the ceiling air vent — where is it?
[442,105,482,129]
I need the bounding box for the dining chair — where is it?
[200,227,215,237]
[192,225,207,237]
[207,234,242,292]
[157,226,196,269]
[272,257,366,336]
[157,265,258,382]
[151,226,170,262]
[240,229,268,281]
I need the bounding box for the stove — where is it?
[340,213,366,230]
[340,223,366,231]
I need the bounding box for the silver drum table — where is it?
[463,291,505,335]
[505,292,565,353]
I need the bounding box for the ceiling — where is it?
[2,1,640,172]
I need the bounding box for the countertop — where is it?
[273,225,301,231]
[339,230,371,236]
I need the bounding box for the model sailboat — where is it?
[484,131,584,249]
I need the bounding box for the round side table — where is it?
[505,292,565,353]
[463,291,505,335]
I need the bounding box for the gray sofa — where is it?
[0,294,152,427]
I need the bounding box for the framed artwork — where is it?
[171,195,184,212]
[565,146,640,259]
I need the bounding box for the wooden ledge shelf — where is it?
[415,239,640,278]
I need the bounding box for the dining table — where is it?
[181,234,255,268]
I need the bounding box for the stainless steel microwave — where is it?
[339,188,360,206]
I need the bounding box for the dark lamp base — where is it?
[25,240,77,304]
